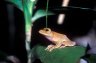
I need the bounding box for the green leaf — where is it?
[31,45,86,63]
[27,0,37,15]
[22,0,37,32]
[31,9,55,23]
[22,0,32,32]
[6,0,23,11]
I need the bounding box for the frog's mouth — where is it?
[39,30,52,38]
[39,30,44,34]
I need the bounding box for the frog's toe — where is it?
[45,48,48,50]
[45,45,54,51]
[48,48,54,52]
[45,47,54,52]
[45,47,50,51]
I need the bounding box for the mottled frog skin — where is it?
[39,28,76,52]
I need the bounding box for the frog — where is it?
[39,28,76,52]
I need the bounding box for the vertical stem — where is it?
[22,1,32,63]
[26,26,32,63]
[46,0,49,28]
[57,0,70,24]
[22,0,36,63]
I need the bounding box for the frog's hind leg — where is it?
[63,41,76,47]
[66,41,76,46]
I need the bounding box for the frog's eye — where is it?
[44,28,51,32]
[45,29,49,31]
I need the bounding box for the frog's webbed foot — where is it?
[49,44,61,51]
[47,46,55,52]
[45,43,61,52]
[45,44,54,51]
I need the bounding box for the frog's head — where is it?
[39,28,53,37]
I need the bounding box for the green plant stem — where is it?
[22,1,32,63]
[22,0,37,62]
[46,0,49,28]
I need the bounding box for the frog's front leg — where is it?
[48,43,62,52]
[45,44,54,51]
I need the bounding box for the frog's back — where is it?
[52,31,70,42]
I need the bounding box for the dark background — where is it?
[0,0,96,63]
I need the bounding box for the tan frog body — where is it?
[39,28,76,52]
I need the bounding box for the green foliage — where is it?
[27,0,37,15]
[6,0,54,32]
[32,45,86,63]
[32,9,54,22]
[22,0,32,32]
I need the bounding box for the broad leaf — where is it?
[31,45,86,63]
[31,9,55,23]
[6,0,23,11]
